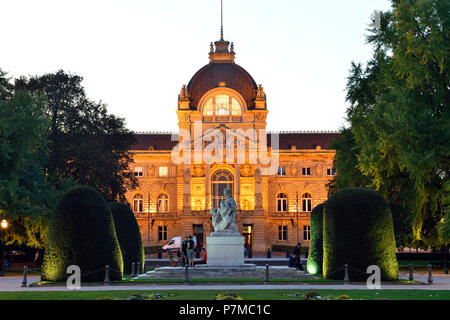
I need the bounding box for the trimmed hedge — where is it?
[110,202,145,274]
[307,203,324,275]
[323,188,398,281]
[42,187,123,282]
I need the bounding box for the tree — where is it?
[42,187,123,282]
[15,70,138,202]
[331,0,449,246]
[0,69,74,248]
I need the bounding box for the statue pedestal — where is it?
[206,235,244,266]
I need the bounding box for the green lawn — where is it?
[0,289,448,300]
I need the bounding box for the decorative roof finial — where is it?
[220,0,224,40]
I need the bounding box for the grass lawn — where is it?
[0,289,448,300]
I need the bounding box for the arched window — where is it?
[133,194,144,213]
[302,193,312,212]
[211,169,233,209]
[277,193,288,212]
[202,95,242,116]
[157,194,169,213]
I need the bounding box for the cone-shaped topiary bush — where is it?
[307,203,324,275]
[323,188,398,281]
[42,187,123,282]
[109,202,145,274]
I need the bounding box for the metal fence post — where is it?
[427,264,433,284]
[21,266,28,287]
[264,264,270,284]
[104,265,110,286]
[131,262,136,278]
[344,264,349,284]
[408,264,414,281]
[184,265,189,284]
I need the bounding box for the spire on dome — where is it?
[209,0,235,63]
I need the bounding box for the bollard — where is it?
[264,264,270,284]
[408,264,414,281]
[104,265,110,286]
[427,264,433,284]
[131,262,136,278]
[21,266,28,287]
[344,264,349,284]
[137,262,141,275]
[266,248,271,259]
[184,265,189,284]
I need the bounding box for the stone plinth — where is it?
[206,235,244,266]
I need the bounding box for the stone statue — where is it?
[210,188,238,235]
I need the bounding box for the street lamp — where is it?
[0,219,8,276]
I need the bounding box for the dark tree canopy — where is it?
[109,202,145,274]
[42,187,123,282]
[15,70,138,202]
[323,188,398,281]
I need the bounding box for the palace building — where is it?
[126,34,340,253]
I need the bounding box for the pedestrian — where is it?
[176,249,183,267]
[292,242,302,258]
[199,248,207,265]
[187,236,195,267]
[288,254,295,268]
[181,237,188,266]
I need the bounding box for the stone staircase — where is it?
[137,264,315,280]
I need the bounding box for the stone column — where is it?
[205,165,211,211]
[183,166,191,213]
[235,164,241,210]
[255,165,263,211]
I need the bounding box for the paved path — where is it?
[1,274,450,292]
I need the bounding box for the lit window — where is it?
[277,167,286,176]
[277,193,288,212]
[133,194,144,213]
[158,226,168,241]
[211,169,233,209]
[302,193,312,212]
[202,95,243,117]
[157,194,169,213]
[327,168,337,176]
[215,95,229,116]
[159,167,169,177]
[134,167,143,177]
[278,225,288,241]
[231,98,242,115]
[203,98,214,116]
[303,225,311,240]
[302,167,311,176]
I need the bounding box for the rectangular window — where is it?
[278,226,288,241]
[277,167,286,176]
[159,166,169,177]
[302,199,312,212]
[302,167,311,176]
[303,225,311,241]
[134,167,143,177]
[158,226,167,241]
[327,168,337,176]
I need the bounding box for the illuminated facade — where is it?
[126,36,340,253]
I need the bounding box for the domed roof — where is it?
[187,62,258,110]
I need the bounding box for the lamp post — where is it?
[1,219,8,277]
[296,192,299,245]
[147,192,151,259]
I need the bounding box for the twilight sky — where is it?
[0,0,392,132]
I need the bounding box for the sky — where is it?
[0,0,393,133]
